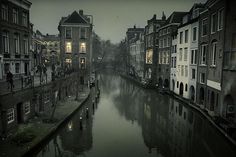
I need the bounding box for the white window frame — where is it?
[2,31,9,53]
[211,42,217,66]
[202,18,207,37]
[217,8,224,31]
[7,108,14,124]
[211,13,217,34]
[200,44,207,65]
[12,8,18,24]
[14,33,20,54]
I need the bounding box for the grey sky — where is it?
[29,0,207,44]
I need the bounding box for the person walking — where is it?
[6,70,14,92]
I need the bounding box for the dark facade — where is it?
[197,0,225,117]
[144,14,166,85]
[157,12,187,89]
[0,0,32,80]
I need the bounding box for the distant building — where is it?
[170,31,177,92]
[44,34,60,66]
[58,10,93,85]
[144,14,166,84]
[0,0,32,80]
[129,33,145,79]
[126,26,144,76]
[158,12,187,89]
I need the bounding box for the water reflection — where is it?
[36,73,236,157]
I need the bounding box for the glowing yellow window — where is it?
[80,42,86,53]
[65,42,72,53]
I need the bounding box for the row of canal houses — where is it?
[125,0,236,124]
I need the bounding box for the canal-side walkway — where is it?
[120,73,236,147]
[0,87,90,157]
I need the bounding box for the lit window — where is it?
[7,108,14,124]
[66,42,72,53]
[13,8,18,24]
[24,102,30,114]
[65,58,72,64]
[146,49,153,64]
[80,58,86,69]
[211,42,217,66]
[80,42,86,53]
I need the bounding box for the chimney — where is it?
[153,14,156,20]
[134,25,136,29]
[79,10,83,15]
[162,11,166,20]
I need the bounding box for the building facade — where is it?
[58,10,93,85]
[0,0,32,80]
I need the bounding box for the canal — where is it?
[35,73,236,157]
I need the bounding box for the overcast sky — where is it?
[29,0,207,44]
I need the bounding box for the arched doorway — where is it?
[164,79,169,88]
[179,82,184,96]
[224,95,235,120]
[172,79,175,91]
[210,91,215,111]
[199,87,205,105]
[190,86,195,101]
[158,78,163,88]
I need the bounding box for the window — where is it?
[7,108,14,124]
[146,49,153,64]
[181,65,184,76]
[14,33,20,54]
[65,42,72,53]
[192,69,196,79]
[178,65,180,76]
[185,66,188,77]
[211,42,217,66]
[184,48,188,61]
[211,13,217,34]
[200,44,207,65]
[179,48,183,61]
[4,63,10,74]
[159,39,163,48]
[174,57,176,68]
[23,38,29,54]
[2,31,9,53]
[185,30,188,43]
[167,37,170,47]
[185,84,188,91]
[80,42,86,53]
[180,32,183,44]
[200,73,205,84]
[22,12,28,26]
[177,81,179,88]
[202,18,207,36]
[80,27,86,39]
[80,58,86,69]
[194,49,197,64]
[158,52,161,64]
[218,9,224,30]
[24,102,30,114]
[15,63,20,73]
[65,58,72,64]
[65,27,72,39]
[164,38,167,48]
[191,50,194,64]
[1,4,8,21]
[166,51,169,64]
[192,27,197,41]
[13,8,18,24]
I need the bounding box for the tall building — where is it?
[158,12,187,89]
[44,34,60,66]
[175,5,204,101]
[197,0,225,117]
[144,14,166,85]
[0,0,32,80]
[58,10,93,85]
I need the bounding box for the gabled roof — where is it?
[63,11,89,24]
[165,12,188,24]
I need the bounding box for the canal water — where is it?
[35,73,236,157]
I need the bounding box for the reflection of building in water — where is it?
[59,106,93,155]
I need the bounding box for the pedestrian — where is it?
[6,70,14,92]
